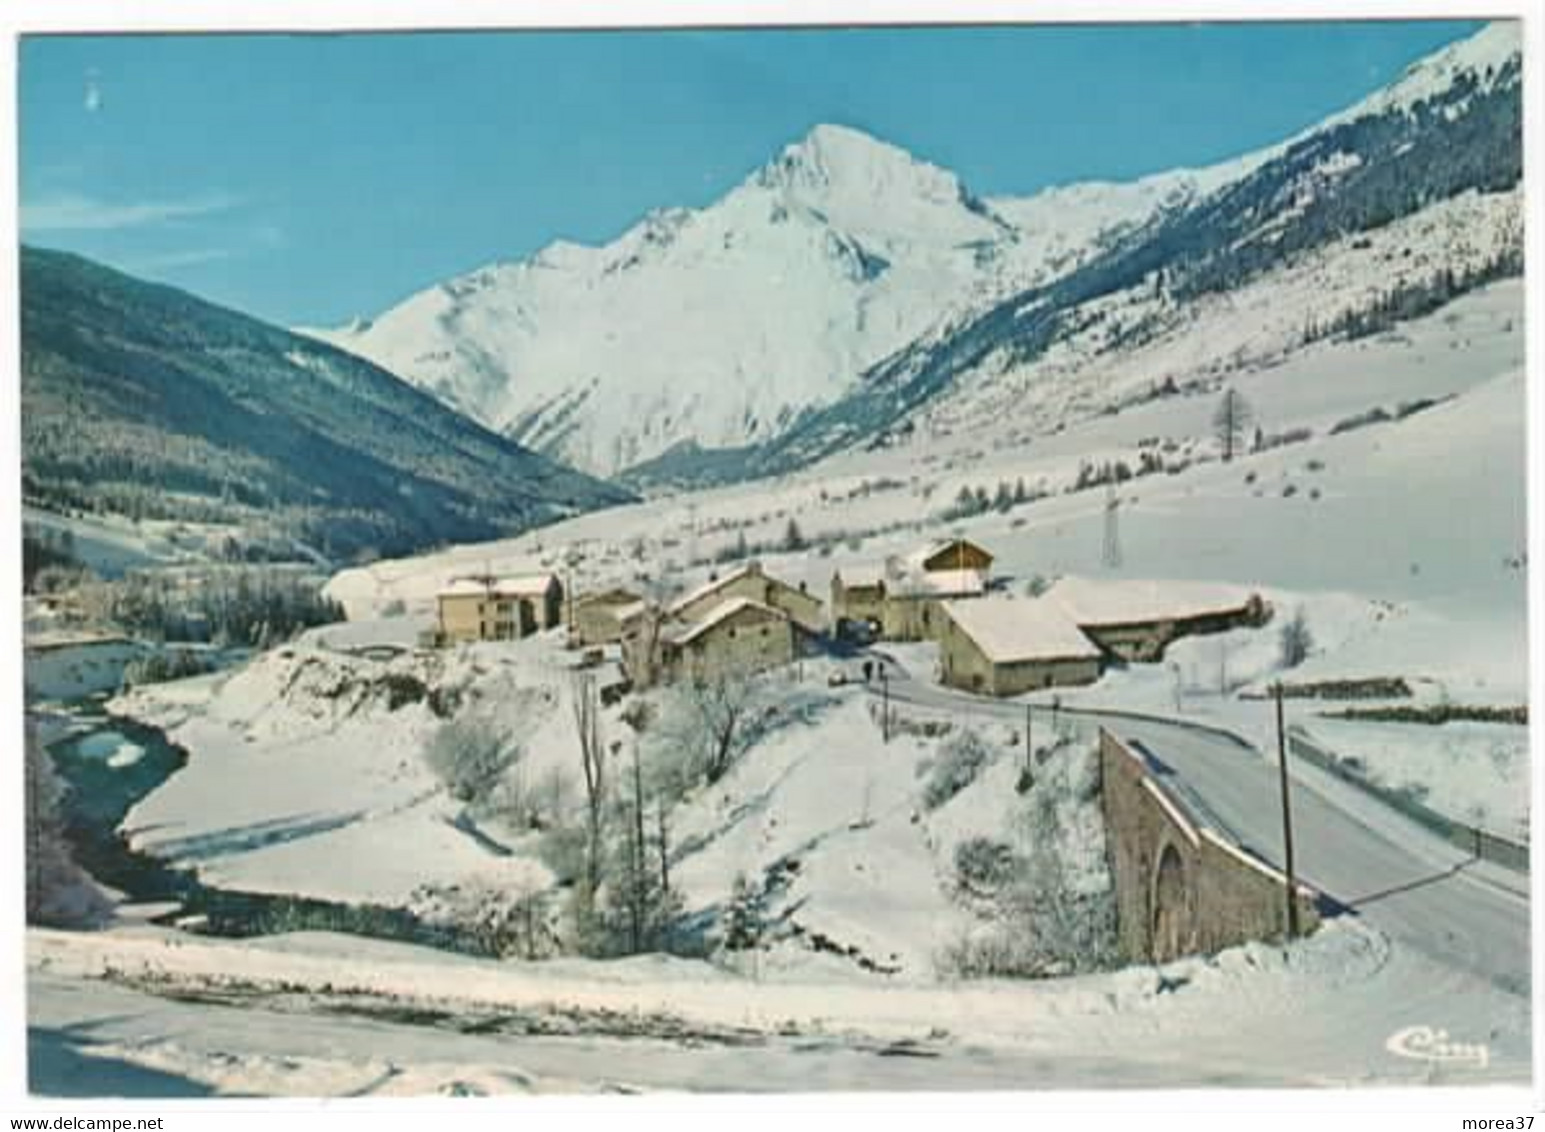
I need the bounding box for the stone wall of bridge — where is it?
[1099,728,1321,963]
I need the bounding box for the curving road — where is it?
[872,662,1532,1077]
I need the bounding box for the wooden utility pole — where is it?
[1025,703,1033,769]
[881,668,890,744]
[657,802,671,898]
[1274,681,1300,939]
[631,745,647,952]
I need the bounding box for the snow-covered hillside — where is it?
[914,184,1523,453]
[106,629,1116,983]
[1321,19,1522,129]
[322,273,1527,832]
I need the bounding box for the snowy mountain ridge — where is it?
[303,22,1521,484]
[301,124,1226,478]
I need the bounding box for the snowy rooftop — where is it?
[573,587,642,609]
[890,568,987,598]
[908,538,992,570]
[1049,577,1261,628]
[438,573,558,599]
[668,562,762,616]
[943,597,1101,663]
[666,597,784,645]
[834,563,887,589]
[613,600,649,624]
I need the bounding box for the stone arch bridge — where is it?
[1098,728,1321,963]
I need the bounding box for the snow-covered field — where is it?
[27,907,1529,1094]
[111,638,579,908]
[1293,718,1528,841]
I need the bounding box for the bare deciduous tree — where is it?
[661,673,764,789]
[571,671,607,903]
[1212,387,1254,463]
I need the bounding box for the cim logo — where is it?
[1385,1025,1490,1070]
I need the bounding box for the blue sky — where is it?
[19,19,1485,327]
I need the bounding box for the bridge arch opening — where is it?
[1151,843,1189,962]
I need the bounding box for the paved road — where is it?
[872,667,1531,1001]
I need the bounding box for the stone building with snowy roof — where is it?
[623,596,795,687]
[832,537,995,642]
[1048,577,1270,662]
[434,573,564,645]
[568,586,644,648]
[670,560,824,634]
[939,597,1102,696]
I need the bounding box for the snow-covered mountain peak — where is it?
[740,122,1001,256]
[757,123,971,210]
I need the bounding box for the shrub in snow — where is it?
[936,743,1119,980]
[479,770,542,830]
[377,672,428,711]
[1329,406,1392,435]
[379,598,408,617]
[954,837,1017,893]
[424,713,520,805]
[721,872,765,952]
[413,875,558,959]
[1279,607,1314,669]
[536,824,588,886]
[921,728,993,810]
[1256,426,1312,453]
[123,648,212,688]
[646,674,803,799]
[1395,397,1439,420]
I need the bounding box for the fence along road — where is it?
[871,669,1530,1001]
